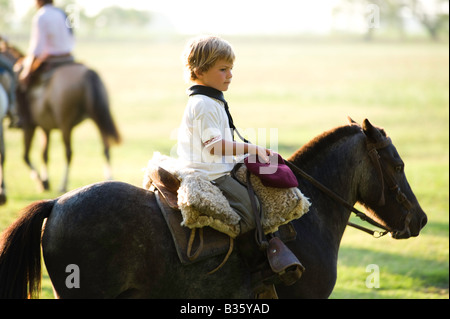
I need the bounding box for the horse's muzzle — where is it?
[392,212,427,239]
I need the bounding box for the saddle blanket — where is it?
[143,152,310,239]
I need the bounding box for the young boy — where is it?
[177,35,272,234]
[177,36,303,296]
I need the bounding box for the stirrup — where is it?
[254,283,278,299]
[266,237,305,286]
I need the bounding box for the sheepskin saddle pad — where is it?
[143,153,310,264]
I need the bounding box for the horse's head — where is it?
[356,118,427,239]
[0,37,24,74]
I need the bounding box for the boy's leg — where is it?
[211,174,257,234]
[212,174,269,286]
[212,174,304,296]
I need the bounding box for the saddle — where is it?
[31,55,76,85]
[150,166,232,271]
[149,166,298,272]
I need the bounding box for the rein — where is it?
[285,160,390,238]
[285,135,413,239]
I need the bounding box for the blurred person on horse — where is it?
[19,0,74,86]
[17,0,75,124]
[0,36,20,127]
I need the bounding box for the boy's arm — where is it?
[208,139,272,162]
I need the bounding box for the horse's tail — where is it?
[0,200,55,299]
[84,69,121,145]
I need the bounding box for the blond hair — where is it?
[182,35,235,82]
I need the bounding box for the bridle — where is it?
[286,133,413,239]
[365,136,413,237]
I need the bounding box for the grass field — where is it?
[0,36,448,299]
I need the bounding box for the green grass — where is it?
[1,36,448,299]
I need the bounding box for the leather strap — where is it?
[186,228,204,261]
[246,169,269,249]
[285,160,392,236]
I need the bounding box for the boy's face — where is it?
[195,59,233,92]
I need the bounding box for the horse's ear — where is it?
[347,116,359,126]
[362,119,383,141]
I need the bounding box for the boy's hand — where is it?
[256,146,273,163]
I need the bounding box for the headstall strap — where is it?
[368,136,414,213]
[365,137,392,206]
[364,135,414,238]
[366,137,392,151]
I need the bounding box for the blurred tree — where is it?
[94,6,152,28]
[332,0,449,40]
[365,0,405,41]
[0,0,13,31]
[409,0,449,40]
[8,1,154,38]
[332,0,405,40]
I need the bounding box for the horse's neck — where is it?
[292,129,365,241]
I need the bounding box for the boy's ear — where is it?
[194,68,203,79]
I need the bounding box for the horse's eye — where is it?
[395,165,404,173]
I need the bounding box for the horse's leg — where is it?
[0,123,6,205]
[0,86,6,204]
[23,125,46,191]
[102,136,113,181]
[40,129,51,190]
[83,69,119,181]
[59,129,72,193]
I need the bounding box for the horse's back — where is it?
[42,181,169,298]
[52,63,88,84]
[47,63,88,111]
[30,63,89,129]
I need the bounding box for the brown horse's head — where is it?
[356,119,427,239]
[0,37,23,65]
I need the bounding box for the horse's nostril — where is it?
[420,215,428,229]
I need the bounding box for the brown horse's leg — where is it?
[23,125,46,192]
[102,136,113,181]
[59,129,72,193]
[40,129,50,190]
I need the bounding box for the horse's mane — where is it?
[288,124,363,165]
[289,122,388,166]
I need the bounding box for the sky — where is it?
[12,0,341,35]
[76,0,339,34]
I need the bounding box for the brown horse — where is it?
[0,119,427,299]
[1,41,121,192]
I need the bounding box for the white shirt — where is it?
[177,94,235,181]
[28,4,74,59]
